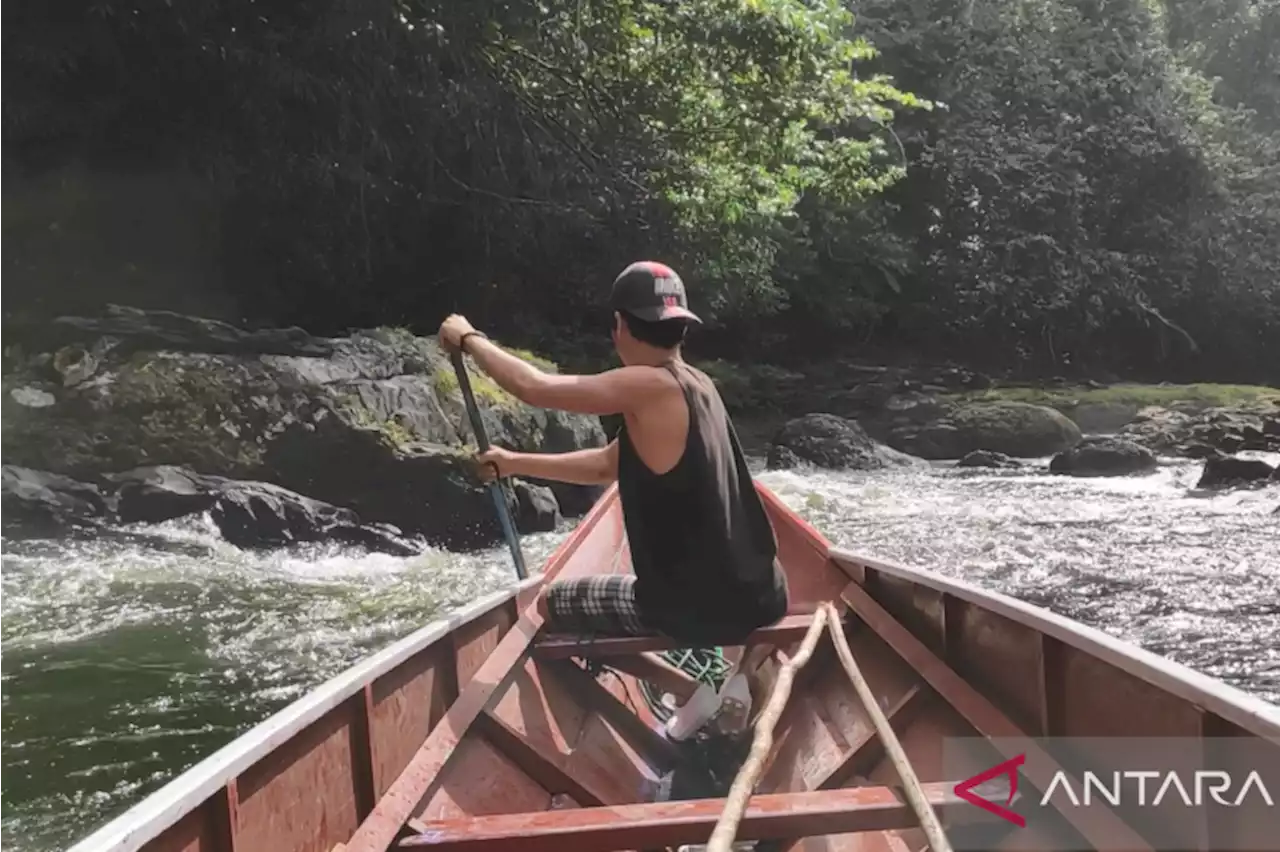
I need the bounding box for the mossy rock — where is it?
[948,383,1280,432]
[896,402,1082,460]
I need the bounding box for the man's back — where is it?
[616,360,788,645]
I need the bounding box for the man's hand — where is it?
[475,446,515,482]
[439,314,477,351]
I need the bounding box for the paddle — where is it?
[449,348,529,580]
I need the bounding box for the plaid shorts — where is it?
[542,575,656,637]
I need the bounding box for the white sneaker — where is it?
[664,682,721,741]
[712,672,753,735]
[663,673,756,741]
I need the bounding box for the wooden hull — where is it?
[67,483,1280,852]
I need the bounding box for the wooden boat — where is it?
[67,482,1280,852]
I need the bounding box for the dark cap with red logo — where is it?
[609,261,702,324]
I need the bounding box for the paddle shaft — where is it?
[450,348,528,580]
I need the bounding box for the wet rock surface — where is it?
[1196,455,1278,489]
[766,413,926,471]
[2,306,605,549]
[956,450,1024,469]
[1049,437,1159,477]
[3,463,422,555]
[1118,403,1280,459]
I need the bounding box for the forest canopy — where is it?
[4,0,1278,382]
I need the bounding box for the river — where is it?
[3,454,1278,851]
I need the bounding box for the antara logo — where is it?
[954,754,1026,827]
[1041,770,1274,808]
[956,753,1275,828]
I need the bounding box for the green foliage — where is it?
[3,0,916,331]
[3,0,1277,385]
[696,358,804,413]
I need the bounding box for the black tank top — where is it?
[617,360,788,645]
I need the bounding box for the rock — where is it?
[1178,441,1221,459]
[2,465,110,531]
[956,450,1023,469]
[513,480,562,533]
[1119,404,1280,458]
[108,465,219,523]
[1049,437,1158,477]
[4,462,422,555]
[766,414,926,471]
[892,402,1082,460]
[1196,456,1277,489]
[209,481,418,555]
[1,306,606,550]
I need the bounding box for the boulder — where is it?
[1119,403,1280,458]
[3,462,422,555]
[1196,456,1277,489]
[513,480,562,533]
[208,480,419,555]
[1,306,604,549]
[1049,437,1158,477]
[891,402,1082,460]
[108,464,219,523]
[766,414,925,471]
[956,450,1023,469]
[2,465,111,532]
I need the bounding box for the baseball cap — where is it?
[609,261,702,324]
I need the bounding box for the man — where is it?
[437,260,788,739]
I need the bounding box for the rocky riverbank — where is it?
[4,307,1278,552]
[739,360,1280,489]
[2,306,604,551]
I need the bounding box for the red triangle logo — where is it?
[953,753,1026,827]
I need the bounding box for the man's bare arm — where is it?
[492,441,619,486]
[463,336,664,415]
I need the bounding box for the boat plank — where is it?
[234,700,365,852]
[369,643,457,800]
[473,711,605,806]
[1057,640,1203,738]
[836,550,1280,739]
[485,660,656,803]
[815,684,928,791]
[415,730,553,821]
[533,614,816,659]
[761,628,921,794]
[397,782,990,851]
[344,614,542,852]
[838,581,1154,852]
[545,658,681,772]
[944,596,1054,736]
[453,604,517,688]
[594,653,699,702]
[142,800,218,852]
[781,685,993,852]
[756,643,840,791]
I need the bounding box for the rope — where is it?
[704,603,954,852]
[637,648,733,723]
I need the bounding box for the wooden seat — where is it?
[396,783,985,851]
[532,613,820,660]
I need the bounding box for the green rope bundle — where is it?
[638,647,733,723]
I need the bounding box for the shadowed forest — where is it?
[4,0,1278,382]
